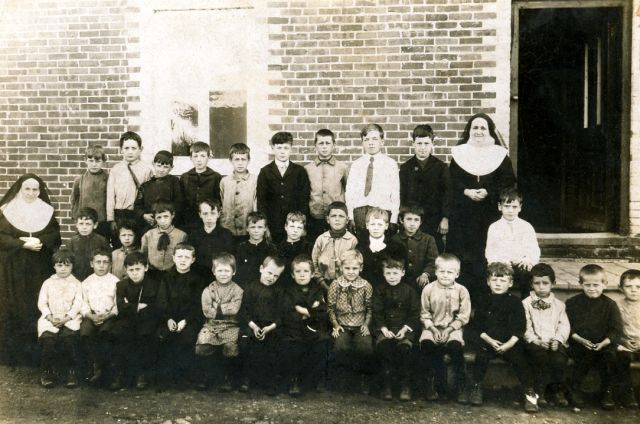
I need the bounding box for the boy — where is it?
[485,188,540,298]
[106,131,154,247]
[71,145,110,238]
[277,211,312,287]
[37,248,83,388]
[373,257,420,401]
[304,129,349,241]
[328,249,374,395]
[522,263,570,407]
[566,264,622,410]
[219,143,258,243]
[141,200,188,273]
[109,252,165,390]
[615,269,640,408]
[234,211,277,289]
[280,255,328,397]
[188,199,235,279]
[158,243,209,387]
[420,254,471,403]
[311,201,358,292]
[180,141,222,230]
[111,220,138,280]
[65,207,111,281]
[468,262,539,412]
[392,204,438,291]
[399,124,450,251]
[80,248,119,385]
[345,123,400,236]
[257,131,310,243]
[195,252,244,391]
[238,256,286,395]
[134,150,184,232]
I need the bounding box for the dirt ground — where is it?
[1,367,639,424]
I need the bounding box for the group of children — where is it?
[32,126,639,413]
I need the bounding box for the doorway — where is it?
[513,4,627,233]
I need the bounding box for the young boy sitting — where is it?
[37,248,83,388]
[220,143,258,244]
[399,124,450,251]
[188,199,235,278]
[277,211,312,287]
[468,262,539,412]
[257,131,310,243]
[65,207,111,281]
[614,269,640,408]
[238,255,286,395]
[141,200,188,273]
[485,188,540,298]
[373,256,420,402]
[522,263,571,407]
[180,141,222,230]
[392,204,438,291]
[420,254,471,403]
[565,264,622,410]
[195,252,244,391]
[80,248,119,386]
[71,145,110,239]
[328,249,374,395]
[311,201,358,292]
[111,219,139,281]
[234,211,277,289]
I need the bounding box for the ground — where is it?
[1,367,639,424]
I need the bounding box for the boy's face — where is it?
[621,278,640,302]
[259,261,284,286]
[362,130,383,155]
[119,228,135,248]
[292,262,312,286]
[121,139,142,163]
[155,210,174,231]
[230,153,249,173]
[213,263,234,285]
[487,274,513,294]
[341,260,363,282]
[581,274,606,298]
[272,142,292,162]
[173,249,195,273]
[435,261,460,287]
[191,150,210,172]
[413,136,433,160]
[401,213,421,236]
[315,135,335,159]
[326,208,348,232]
[154,162,172,178]
[126,262,148,283]
[498,199,522,222]
[86,157,103,174]
[366,217,388,239]
[285,220,304,242]
[90,254,111,277]
[76,217,97,236]
[198,203,219,228]
[54,261,73,279]
[531,275,553,298]
[383,267,405,286]
[247,219,267,242]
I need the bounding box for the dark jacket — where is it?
[357,233,408,290]
[372,282,420,341]
[471,292,526,344]
[234,240,277,289]
[280,281,328,342]
[134,175,184,226]
[161,267,209,326]
[238,280,283,333]
[391,230,438,289]
[187,224,235,273]
[114,275,166,336]
[566,293,622,345]
[180,167,222,227]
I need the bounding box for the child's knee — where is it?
[222,342,239,358]
[195,344,215,356]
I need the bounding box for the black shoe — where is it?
[266,384,278,397]
[457,385,469,404]
[601,386,615,410]
[524,388,539,413]
[135,374,148,390]
[382,382,393,401]
[469,383,483,406]
[552,386,569,407]
[87,363,102,386]
[425,377,438,402]
[195,381,208,391]
[109,371,123,391]
[40,369,55,388]
[399,382,412,402]
[621,387,639,409]
[66,369,78,389]
[289,378,302,397]
[239,377,250,393]
[219,376,233,393]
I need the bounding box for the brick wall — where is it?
[0,0,141,238]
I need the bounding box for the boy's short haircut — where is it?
[229,143,251,160]
[291,254,314,272]
[190,141,211,156]
[117,219,137,235]
[174,242,196,256]
[212,251,236,272]
[365,207,389,224]
[499,187,524,204]
[270,131,294,146]
[153,150,174,166]
[340,249,364,266]
[327,201,348,216]
[619,269,640,288]
[91,248,112,261]
[198,198,222,214]
[382,256,405,271]
[530,263,556,284]
[286,211,307,226]
[487,262,514,278]
[435,253,461,270]
[124,251,148,268]
[246,211,267,226]
[119,131,142,149]
[152,199,175,215]
[262,255,285,269]
[399,203,424,221]
[314,128,335,143]
[412,124,435,141]
[578,264,606,284]
[75,206,98,223]
[86,145,107,161]
[52,248,75,265]
[360,123,384,139]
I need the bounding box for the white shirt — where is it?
[37,274,83,337]
[485,216,540,265]
[81,273,119,317]
[522,292,570,345]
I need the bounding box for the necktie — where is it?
[157,232,170,251]
[364,156,374,196]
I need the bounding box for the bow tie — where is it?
[531,298,551,310]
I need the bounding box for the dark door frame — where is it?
[510,0,631,234]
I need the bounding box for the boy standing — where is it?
[180,141,222,230]
[66,207,111,281]
[234,212,277,288]
[615,269,640,408]
[304,129,349,241]
[257,131,310,243]
[71,145,110,238]
[277,211,312,287]
[188,199,235,278]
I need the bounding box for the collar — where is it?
[399,230,425,241]
[232,171,250,181]
[451,144,508,176]
[500,216,520,225]
[188,167,213,176]
[314,156,336,166]
[435,281,456,289]
[336,276,367,289]
[275,159,289,168]
[369,235,386,253]
[0,196,54,233]
[124,159,140,166]
[530,292,555,303]
[158,226,175,235]
[363,152,382,161]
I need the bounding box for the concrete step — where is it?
[538,233,640,260]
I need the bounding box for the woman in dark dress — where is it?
[448,113,516,306]
[0,174,61,366]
